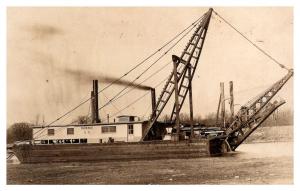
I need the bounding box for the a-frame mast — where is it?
[142,8,213,141]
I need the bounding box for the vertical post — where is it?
[229,81,234,122]
[107,114,110,123]
[172,55,180,141]
[150,88,156,118]
[216,93,221,126]
[188,65,194,138]
[126,123,129,142]
[220,82,225,128]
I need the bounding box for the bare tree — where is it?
[72,115,92,124]
[7,122,33,144]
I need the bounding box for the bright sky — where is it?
[7,7,293,126]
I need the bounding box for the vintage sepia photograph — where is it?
[5,6,294,185]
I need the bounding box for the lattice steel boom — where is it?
[225,69,293,150]
[141,8,213,141]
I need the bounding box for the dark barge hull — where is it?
[12,139,225,163]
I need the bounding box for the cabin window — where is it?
[67,128,74,135]
[118,116,130,122]
[101,126,116,133]
[34,140,41,144]
[118,116,135,122]
[48,129,54,136]
[80,139,87,143]
[72,139,79,143]
[128,124,134,134]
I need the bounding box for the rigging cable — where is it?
[103,60,172,111]
[35,73,170,140]
[35,60,173,138]
[33,15,204,137]
[212,10,290,71]
[101,74,170,122]
[102,64,185,123]
[97,19,201,112]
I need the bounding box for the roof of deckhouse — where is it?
[32,120,149,129]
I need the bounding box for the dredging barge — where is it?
[12,8,293,163]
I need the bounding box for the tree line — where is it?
[7,109,293,144]
[160,109,293,127]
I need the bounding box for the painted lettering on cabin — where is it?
[81,126,93,130]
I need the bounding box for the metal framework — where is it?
[225,70,293,150]
[142,8,213,141]
[141,7,293,145]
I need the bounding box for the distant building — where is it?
[32,115,148,144]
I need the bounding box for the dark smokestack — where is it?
[91,80,100,123]
[150,88,156,118]
[91,91,95,123]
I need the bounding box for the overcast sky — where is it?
[7,7,293,126]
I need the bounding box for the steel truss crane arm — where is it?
[227,99,286,150]
[169,9,213,122]
[225,69,293,150]
[141,8,213,141]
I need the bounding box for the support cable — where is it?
[110,60,172,107]
[35,74,169,140]
[97,20,200,112]
[102,92,122,115]
[33,15,204,137]
[213,10,290,71]
[102,75,170,121]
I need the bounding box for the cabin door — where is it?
[127,124,134,142]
